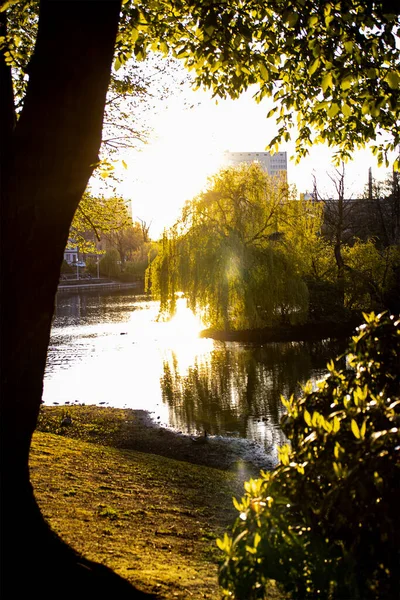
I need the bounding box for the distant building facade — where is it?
[64,247,79,264]
[224,151,287,178]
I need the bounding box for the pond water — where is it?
[44,290,345,451]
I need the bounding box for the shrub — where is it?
[117,259,149,282]
[218,313,400,599]
[60,259,73,274]
[85,257,98,277]
[305,278,349,323]
[99,249,119,278]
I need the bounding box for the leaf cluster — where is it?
[218,312,400,599]
[68,192,132,253]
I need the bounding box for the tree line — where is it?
[61,192,156,282]
[147,163,400,331]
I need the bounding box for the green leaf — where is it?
[160,41,169,54]
[333,462,341,477]
[312,411,321,428]
[131,28,139,43]
[351,419,361,439]
[233,497,241,511]
[342,103,352,117]
[327,103,340,117]
[341,76,352,90]
[285,12,299,27]
[0,0,20,12]
[322,418,332,433]
[361,100,370,115]
[216,538,225,551]
[217,532,232,551]
[304,410,312,427]
[308,58,320,76]
[385,71,400,89]
[344,41,353,53]
[260,63,269,81]
[321,73,333,93]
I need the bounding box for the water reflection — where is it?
[160,338,344,449]
[45,291,346,450]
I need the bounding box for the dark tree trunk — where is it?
[1,2,153,596]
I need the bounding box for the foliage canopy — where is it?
[3,0,399,166]
[68,193,132,253]
[119,0,400,166]
[218,312,400,599]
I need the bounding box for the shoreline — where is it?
[37,405,278,475]
[200,316,362,344]
[57,281,143,294]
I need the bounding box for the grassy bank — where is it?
[31,406,283,599]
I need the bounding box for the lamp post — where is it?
[76,246,80,280]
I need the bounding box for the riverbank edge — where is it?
[37,405,277,474]
[57,281,143,294]
[200,315,362,343]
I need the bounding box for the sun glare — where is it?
[155,298,214,375]
[164,297,204,338]
[119,96,229,238]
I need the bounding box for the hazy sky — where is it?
[114,85,392,239]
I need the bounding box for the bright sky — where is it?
[117,86,393,240]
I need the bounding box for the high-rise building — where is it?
[224,151,287,178]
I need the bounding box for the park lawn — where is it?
[30,419,284,599]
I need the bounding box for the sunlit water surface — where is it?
[44,291,344,451]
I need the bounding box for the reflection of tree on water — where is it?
[160,339,346,448]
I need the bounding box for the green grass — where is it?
[31,406,285,599]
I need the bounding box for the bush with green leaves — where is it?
[218,313,400,599]
[99,249,120,278]
[60,259,73,274]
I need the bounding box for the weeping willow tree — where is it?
[147,163,323,330]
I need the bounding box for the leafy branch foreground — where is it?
[219,313,400,600]
[31,409,283,599]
